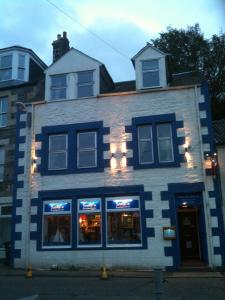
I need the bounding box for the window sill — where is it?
[133,161,180,169]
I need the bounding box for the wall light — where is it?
[110,153,117,169]
[120,152,127,168]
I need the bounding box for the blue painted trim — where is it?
[32,185,155,251]
[128,113,184,169]
[38,121,109,175]
[31,198,39,206]
[11,109,27,264]
[30,232,38,240]
[161,182,207,270]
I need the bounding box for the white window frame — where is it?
[42,200,72,248]
[77,198,102,248]
[50,74,67,101]
[142,59,160,88]
[0,97,8,128]
[77,131,97,169]
[106,196,142,248]
[0,54,13,82]
[77,70,94,98]
[0,148,5,181]
[157,123,174,163]
[18,54,25,81]
[138,125,154,164]
[48,134,68,170]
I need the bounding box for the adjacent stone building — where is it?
[0,46,46,261]
[12,36,225,270]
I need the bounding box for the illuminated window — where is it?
[77,71,94,98]
[106,197,142,246]
[48,134,67,170]
[78,198,101,246]
[43,200,71,246]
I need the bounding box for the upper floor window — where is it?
[138,125,153,164]
[157,123,173,162]
[48,134,67,170]
[77,131,97,168]
[142,60,160,88]
[77,71,94,98]
[51,74,67,100]
[18,54,25,80]
[0,148,5,181]
[0,97,8,127]
[0,55,12,81]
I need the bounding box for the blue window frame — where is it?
[40,121,105,175]
[132,114,180,169]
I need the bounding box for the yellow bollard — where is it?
[26,265,33,278]
[100,266,108,280]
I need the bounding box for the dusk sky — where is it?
[0,0,224,82]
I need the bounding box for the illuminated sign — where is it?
[107,199,139,210]
[163,227,176,240]
[45,202,70,213]
[79,200,100,211]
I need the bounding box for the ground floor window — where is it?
[43,200,71,246]
[78,198,101,246]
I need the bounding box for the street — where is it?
[0,274,225,300]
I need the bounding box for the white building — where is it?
[12,34,225,270]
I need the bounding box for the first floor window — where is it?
[43,200,71,246]
[157,123,173,162]
[48,134,67,170]
[77,131,97,168]
[106,197,141,245]
[0,148,5,181]
[78,198,101,246]
[0,97,8,127]
[138,125,153,164]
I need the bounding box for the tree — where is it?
[151,24,225,120]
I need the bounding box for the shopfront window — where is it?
[43,200,71,246]
[78,198,101,246]
[106,197,142,246]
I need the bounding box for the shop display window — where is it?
[78,198,101,246]
[106,197,142,246]
[43,200,71,246]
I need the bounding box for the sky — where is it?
[0,0,224,82]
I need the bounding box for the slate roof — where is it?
[213,119,225,145]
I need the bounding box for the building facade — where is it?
[0,46,46,261]
[12,40,225,270]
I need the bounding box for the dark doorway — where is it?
[178,207,201,263]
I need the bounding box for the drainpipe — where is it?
[194,85,213,267]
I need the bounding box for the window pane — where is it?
[78,132,95,148]
[51,74,66,87]
[50,135,67,152]
[158,139,173,162]
[18,68,25,80]
[157,124,171,138]
[78,150,96,168]
[43,215,71,245]
[107,211,141,244]
[18,55,25,68]
[49,152,67,169]
[78,71,93,84]
[0,55,12,68]
[139,140,153,163]
[78,213,101,245]
[138,125,152,139]
[0,166,3,181]
[1,98,8,113]
[78,85,93,98]
[143,71,160,87]
[142,60,158,70]
[0,115,7,127]
[51,88,66,100]
[0,149,5,164]
[0,69,12,81]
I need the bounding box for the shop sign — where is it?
[45,202,71,212]
[79,200,100,211]
[107,199,139,210]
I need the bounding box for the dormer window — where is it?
[51,74,67,100]
[77,71,94,98]
[142,60,160,88]
[0,55,12,81]
[18,54,25,80]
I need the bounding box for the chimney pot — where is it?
[63,31,67,38]
[57,34,61,40]
[52,32,70,63]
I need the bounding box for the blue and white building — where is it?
[12,34,225,270]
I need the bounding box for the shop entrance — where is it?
[178,207,201,264]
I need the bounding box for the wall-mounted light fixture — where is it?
[205,152,217,176]
[110,152,117,169]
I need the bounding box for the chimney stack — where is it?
[52,31,70,63]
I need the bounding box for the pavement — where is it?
[0,264,225,300]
